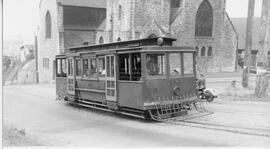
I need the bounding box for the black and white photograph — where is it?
[2,0,270,147]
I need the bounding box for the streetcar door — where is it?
[105,55,117,102]
[67,58,75,95]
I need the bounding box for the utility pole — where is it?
[242,0,255,88]
[257,0,270,67]
[35,35,39,84]
[254,0,270,97]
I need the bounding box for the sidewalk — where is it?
[204,72,256,83]
[3,83,56,99]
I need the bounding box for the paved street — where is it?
[3,83,270,147]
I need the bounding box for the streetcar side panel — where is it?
[141,50,197,109]
[56,77,68,98]
[75,79,106,102]
[118,82,143,109]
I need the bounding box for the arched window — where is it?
[195,0,213,37]
[45,11,51,39]
[195,47,199,56]
[201,47,206,57]
[99,37,104,44]
[118,5,122,20]
[147,34,157,38]
[208,47,212,57]
[117,37,121,42]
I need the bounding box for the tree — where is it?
[242,0,255,88]
[254,0,270,97]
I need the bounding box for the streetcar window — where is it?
[61,59,67,77]
[106,56,115,77]
[169,53,182,75]
[56,58,67,77]
[131,53,141,81]
[183,53,194,74]
[98,57,106,78]
[57,59,61,77]
[146,54,165,76]
[119,53,141,81]
[75,59,82,77]
[82,59,89,78]
[119,54,130,80]
[68,59,74,76]
[90,58,97,78]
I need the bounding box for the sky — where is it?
[3,0,263,45]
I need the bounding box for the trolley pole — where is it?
[242,0,255,88]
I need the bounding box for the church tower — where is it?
[105,0,171,42]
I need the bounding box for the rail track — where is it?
[6,87,270,138]
[162,108,270,138]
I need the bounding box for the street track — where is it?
[5,86,270,138]
[164,110,270,138]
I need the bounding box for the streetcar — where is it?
[55,37,199,120]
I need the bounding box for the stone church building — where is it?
[38,0,237,83]
[37,0,106,83]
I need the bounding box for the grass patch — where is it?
[3,124,42,146]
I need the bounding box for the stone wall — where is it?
[37,0,60,83]
[106,0,132,41]
[64,30,96,48]
[105,0,171,41]
[171,0,237,73]
[38,1,105,83]
[134,0,171,38]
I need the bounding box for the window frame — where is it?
[97,56,106,80]
[207,46,213,57]
[43,58,49,69]
[183,52,195,75]
[68,58,74,77]
[195,0,213,37]
[89,57,98,79]
[45,11,52,39]
[82,58,89,79]
[61,58,67,77]
[145,52,167,79]
[79,56,98,80]
[118,5,122,20]
[99,36,104,44]
[119,53,142,81]
[75,58,82,78]
[201,47,206,57]
[56,58,67,78]
[168,52,183,77]
[56,58,62,77]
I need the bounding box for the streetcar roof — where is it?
[68,37,177,51]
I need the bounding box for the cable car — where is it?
[55,37,199,120]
